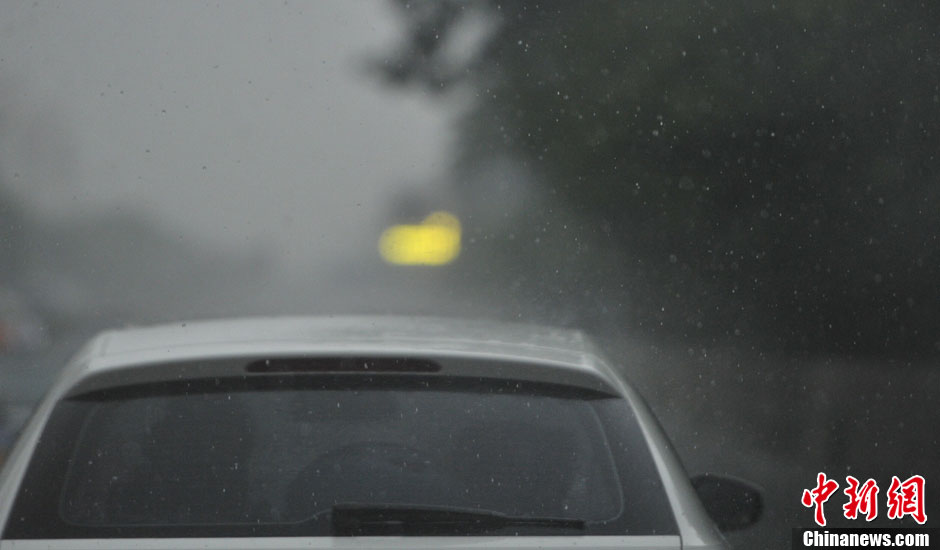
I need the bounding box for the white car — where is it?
[0,317,760,550]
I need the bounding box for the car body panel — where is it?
[0,317,727,550]
[93,317,597,366]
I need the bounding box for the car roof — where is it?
[94,316,594,360]
[61,316,625,396]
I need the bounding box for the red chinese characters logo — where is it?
[802,472,840,526]
[887,475,927,524]
[843,476,879,521]
[802,474,927,526]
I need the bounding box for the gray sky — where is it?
[0,1,455,273]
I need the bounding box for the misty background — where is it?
[1,2,938,548]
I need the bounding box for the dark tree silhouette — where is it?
[380,0,940,356]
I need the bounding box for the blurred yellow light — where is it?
[379,211,461,266]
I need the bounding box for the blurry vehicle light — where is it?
[379,211,461,266]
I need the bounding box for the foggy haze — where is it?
[0,1,455,274]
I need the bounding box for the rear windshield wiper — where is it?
[330,503,586,535]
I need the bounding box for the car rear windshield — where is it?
[5,374,677,538]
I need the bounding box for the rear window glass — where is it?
[6,375,676,538]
